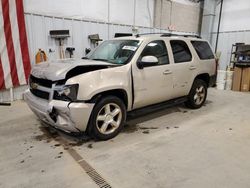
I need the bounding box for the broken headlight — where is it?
[53,84,79,101]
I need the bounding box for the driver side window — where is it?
[140,40,169,65]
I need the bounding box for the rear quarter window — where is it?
[191,41,215,60]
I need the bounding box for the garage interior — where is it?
[1,0,250,188]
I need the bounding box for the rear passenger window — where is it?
[191,41,215,60]
[170,40,192,63]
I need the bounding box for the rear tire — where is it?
[185,79,207,109]
[88,96,126,140]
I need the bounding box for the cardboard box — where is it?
[241,67,250,92]
[232,67,243,91]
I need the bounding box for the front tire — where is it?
[88,96,126,140]
[185,79,207,109]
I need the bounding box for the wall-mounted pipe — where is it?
[107,0,110,39]
[133,0,136,27]
[215,0,223,53]
[147,0,152,28]
[170,0,173,26]
[198,0,204,35]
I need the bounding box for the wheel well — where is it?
[195,73,210,86]
[90,89,128,108]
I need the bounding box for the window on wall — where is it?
[170,40,192,63]
[140,40,169,65]
[191,41,215,60]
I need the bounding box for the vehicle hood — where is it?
[31,59,114,81]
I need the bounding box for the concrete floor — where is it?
[0,88,250,188]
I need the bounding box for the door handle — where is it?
[163,70,172,75]
[189,66,196,70]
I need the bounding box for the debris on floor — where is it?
[142,130,150,134]
[87,144,93,149]
[139,126,158,130]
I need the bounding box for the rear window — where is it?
[170,40,192,63]
[191,41,214,60]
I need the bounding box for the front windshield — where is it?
[87,40,140,65]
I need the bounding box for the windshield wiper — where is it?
[92,58,110,62]
[90,58,122,66]
[92,58,119,65]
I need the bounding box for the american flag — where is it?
[0,0,31,90]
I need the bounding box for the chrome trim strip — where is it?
[36,85,51,93]
[49,84,56,101]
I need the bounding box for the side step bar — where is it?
[128,96,187,118]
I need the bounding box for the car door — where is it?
[132,40,174,109]
[168,40,197,97]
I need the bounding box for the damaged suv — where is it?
[24,34,216,140]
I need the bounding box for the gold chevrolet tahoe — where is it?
[24,33,216,140]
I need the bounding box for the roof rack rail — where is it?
[160,33,201,38]
[135,32,201,39]
[135,32,163,37]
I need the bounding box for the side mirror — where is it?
[137,56,158,69]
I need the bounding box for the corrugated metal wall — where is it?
[202,0,250,70]
[211,31,250,70]
[23,0,155,27]
[24,13,159,64]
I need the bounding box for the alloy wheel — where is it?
[194,86,206,105]
[96,103,122,135]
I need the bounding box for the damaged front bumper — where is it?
[24,90,94,133]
